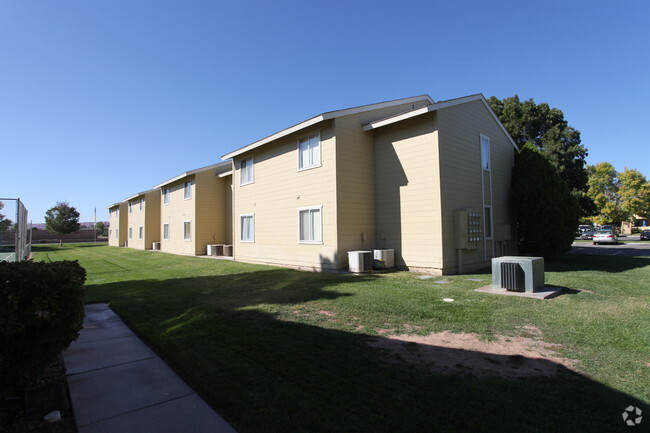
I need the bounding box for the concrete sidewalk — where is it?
[63,303,237,433]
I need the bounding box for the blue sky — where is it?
[1,0,648,223]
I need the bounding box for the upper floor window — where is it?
[298,132,321,170]
[240,157,254,185]
[139,198,144,211]
[184,180,192,200]
[480,134,490,171]
[128,202,132,213]
[163,188,170,205]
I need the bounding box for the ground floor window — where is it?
[183,221,191,241]
[484,206,492,239]
[139,226,143,240]
[299,206,322,243]
[128,228,132,239]
[240,214,255,242]
[163,223,169,240]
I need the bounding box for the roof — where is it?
[105,202,124,210]
[221,95,434,160]
[123,188,158,203]
[362,94,518,150]
[152,161,232,189]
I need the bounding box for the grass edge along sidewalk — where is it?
[33,244,650,433]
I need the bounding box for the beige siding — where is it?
[225,175,233,244]
[195,170,229,255]
[373,113,442,270]
[126,197,147,250]
[437,100,516,273]
[144,191,161,248]
[108,203,127,247]
[334,115,375,267]
[232,120,339,271]
[160,178,196,256]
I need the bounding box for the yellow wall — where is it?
[144,190,161,248]
[126,196,147,250]
[195,170,230,255]
[108,203,127,247]
[160,177,197,256]
[373,113,442,271]
[232,120,339,271]
[437,100,516,273]
[335,114,376,267]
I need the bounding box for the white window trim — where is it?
[128,227,132,239]
[297,130,322,172]
[183,220,192,241]
[138,226,143,240]
[184,180,193,200]
[298,205,323,244]
[484,205,493,240]
[480,133,491,172]
[139,198,144,211]
[239,156,255,186]
[163,223,170,240]
[163,188,170,205]
[240,213,255,243]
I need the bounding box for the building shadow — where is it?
[84,271,648,433]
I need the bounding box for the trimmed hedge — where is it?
[0,260,86,396]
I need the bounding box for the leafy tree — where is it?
[0,201,13,232]
[488,95,595,217]
[95,221,106,236]
[619,168,650,220]
[45,202,81,246]
[586,162,622,224]
[588,164,650,224]
[512,143,579,258]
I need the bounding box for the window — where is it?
[129,202,132,213]
[163,188,170,205]
[184,180,192,199]
[298,132,321,170]
[163,223,169,240]
[480,134,490,171]
[139,198,144,211]
[299,206,322,243]
[109,229,112,238]
[484,206,492,239]
[183,221,191,240]
[116,229,119,238]
[139,226,143,240]
[240,214,255,242]
[128,228,132,239]
[240,157,254,185]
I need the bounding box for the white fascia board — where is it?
[123,188,158,202]
[152,161,232,189]
[221,95,434,160]
[222,115,324,160]
[218,170,233,178]
[105,202,123,210]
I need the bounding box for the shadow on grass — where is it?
[85,272,647,433]
[547,253,650,273]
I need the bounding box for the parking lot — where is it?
[570,235,650,256]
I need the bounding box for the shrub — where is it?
[0,260,86,396]
[512,143,580,258]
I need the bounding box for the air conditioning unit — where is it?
[492,256,544,293]
[348,251,373,273]
[373,249,395,269]
[152,242,160,250]
[223,245,233,257]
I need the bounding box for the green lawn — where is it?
[34,245,649,432]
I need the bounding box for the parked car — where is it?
[580,229,595,240]
[593,230,618,245]
[640,230,650,241]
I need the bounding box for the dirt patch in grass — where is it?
[368,330,578,380]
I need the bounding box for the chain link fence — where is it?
[0,198,31,262]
